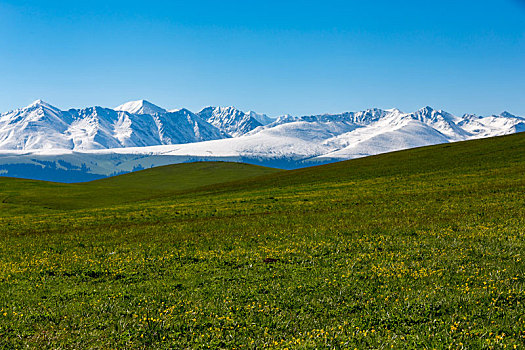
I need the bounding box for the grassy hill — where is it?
[0,133,524,348]
[0,161,282,211]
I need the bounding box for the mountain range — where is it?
[0,99,523,182]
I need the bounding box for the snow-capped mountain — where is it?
[0,100,523,182]
[0,100,224,150]
[0,100,75,150]
[197,106,264,137]
[114,99,167,115]
[312,107,523,160]
[458,112,525,138]
[248,111,273,125]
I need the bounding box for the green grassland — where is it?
[0,133,524,349]
[0,162,282,212]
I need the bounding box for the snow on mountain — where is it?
[66,107,123,150]
[263,108,389,129]
[197,106,263,137]
[317,119,452,160]
[77,106,525,169]
[0,101,524,182]
[267,114,298,127]
[0,100,74,150]
[153,109,227,144]
[312,108,472,161]
[457,112,525,138]
[114,100,167,115]
[410,106,470,140]
[248,111,274,125]
[0,101,224,151]
[304,108,390,125]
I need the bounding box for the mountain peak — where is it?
[248,111,274,125]
[31,99,45,106]
[418,106,436,114]
[500,111,517,118]
[197,105,263,137]
[385,108,403,114]
[26,99,56,109]
[20,100,64,116]
[114,100,167,115]
[216,106,239,113]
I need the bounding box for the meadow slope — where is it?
[0,162,282,211]
[0,133,524,348]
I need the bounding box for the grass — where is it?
[0,162,282,211]
[0,133,524,348]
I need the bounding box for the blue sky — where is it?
[1,0,524,116]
